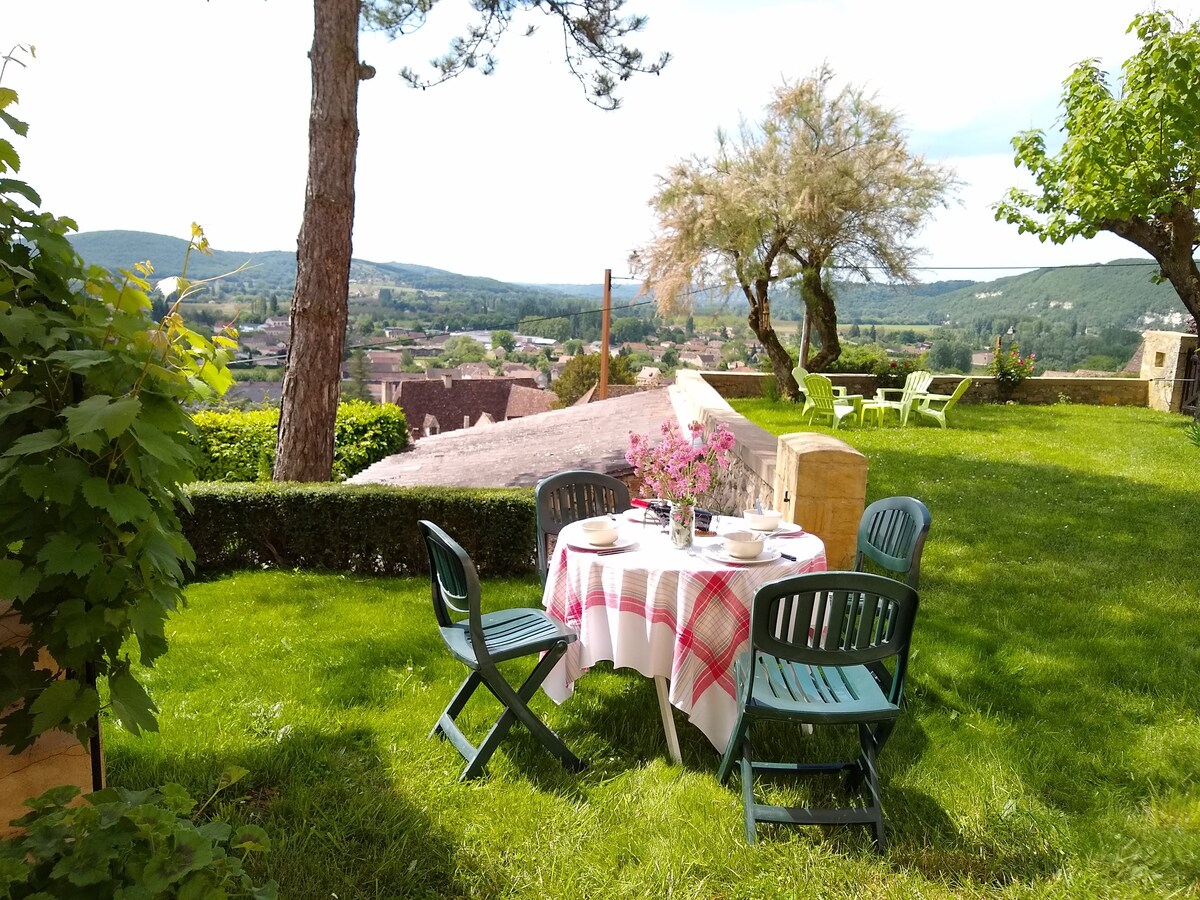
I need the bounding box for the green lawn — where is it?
[105,402,1200,898]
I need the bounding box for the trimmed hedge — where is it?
[182,483,536,578]
[191,401,409,482]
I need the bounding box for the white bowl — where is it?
[722,530,764,559]
[743,509,782,532]
[580,517,618,547]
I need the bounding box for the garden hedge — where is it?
[191,401,409,482]
[182,483,536,578]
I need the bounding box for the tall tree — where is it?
[274,0,667,481]
[996,11,1200,334]
[632,67,955,400]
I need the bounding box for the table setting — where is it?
[540,421,827,759]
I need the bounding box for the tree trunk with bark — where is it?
[800,267,842,372]
[1104,212,1200,333]
[274,0,362,482]
[746,277,800,401]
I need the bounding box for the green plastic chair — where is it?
[419,520,586,781]
[794,365,847,416]
[913,377,972,429]
[871,370,933,426]
[717,571,920,851]
[855,496,931,590]
[535,470,630,584]
[802,373,858,429]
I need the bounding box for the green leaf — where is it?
[107,484,153,525]
[0,138,19,173]
[230,824,270,853]
[107,671,159,737]
[0,558,40,601]
[81,477,111,509]
[28,679,82,735]
[45,348,113,372]
[216,765,250,792]
[2,428,62,458]
[157,782,197,816]
[0,391,39,428]
[63,395,141,440]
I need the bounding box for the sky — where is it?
[5,0,1199,287]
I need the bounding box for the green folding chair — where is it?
[913,377,972,429]
[794,365,848,416]
[419,520,586,781]
[855,496,931,590]
[535,470,630,584]
[802,373,859,429]
[717,571,920,851]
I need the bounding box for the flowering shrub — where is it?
[989,342,1037,392]
[625,420,735,506]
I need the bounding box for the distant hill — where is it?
[831,261,1190,331]
[68,230,1193,331]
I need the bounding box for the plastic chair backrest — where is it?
[941,377,972,409]
[802,372,838,411]
[535,471,630,580]
[749,571,919,704]
[854,496,931,589]
[903,370,934,400]
[418,520,488,654]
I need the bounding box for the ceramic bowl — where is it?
[742,509,782,532]
[722,530,765,559]
[580,517,618,547]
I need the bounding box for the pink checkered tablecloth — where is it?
[541,516,826,750]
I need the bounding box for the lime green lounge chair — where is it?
[913,377,972,429]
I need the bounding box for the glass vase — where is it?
[669,501,695,550]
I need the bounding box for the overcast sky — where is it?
[5,0,1197,286]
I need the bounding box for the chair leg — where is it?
[717,715,747,784]
[740,733,757,845]
[858,723,887,853]
[431,670,483,739]
[478,640,585,777]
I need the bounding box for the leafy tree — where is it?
[563,338,585,356]
[551,353,634,407]
[996,10,1200,333]
[438,335,486,366]
[490,329,516,354]
[0,82,236,747]
[275,1,667,481]
[633,67,955,400]
[344,348,373,401]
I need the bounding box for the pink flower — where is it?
[626,420,735,505]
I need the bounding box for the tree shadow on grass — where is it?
[108,725,509,900]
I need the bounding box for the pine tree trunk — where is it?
[274,0,361,482]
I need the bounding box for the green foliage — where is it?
[827,344,925,388]
[182,483,535,577]
[0,85,235,749]
[551,353,635,407]
[1186,419,1200,448]
[490,329,516,353]
[995,11,1200,329]
[0,774,276,898]
[989,341,1037,393]
[191,401,408,482]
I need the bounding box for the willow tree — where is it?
[275,0,667,482]
[633,67,955,400]
[996,11,1200,334]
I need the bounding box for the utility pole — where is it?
[599,268,612,400]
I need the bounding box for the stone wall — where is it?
[699,371,1149,407]
[1139,330,1197,413]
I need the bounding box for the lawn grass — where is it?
[104,402,1200,898]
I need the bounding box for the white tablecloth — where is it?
[541,515,827,750]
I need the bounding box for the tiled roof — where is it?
[394,377,540,436]
[506,385,554,418]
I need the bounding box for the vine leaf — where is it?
[63,395,141,440]
[108,671,160,737]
